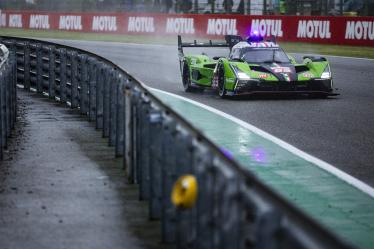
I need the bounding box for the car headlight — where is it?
[231,65,250,80]
[321,65,331,79]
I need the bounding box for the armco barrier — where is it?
[0,46,17,160]
[0,36,356,249]
[1,10,374,46]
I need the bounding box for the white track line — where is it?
[149,87,374,199]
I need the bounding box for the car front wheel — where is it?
[217,65,227,98]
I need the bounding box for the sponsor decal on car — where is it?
[271,66,291,73]
[302,72,314,78]
[258,73,268,78]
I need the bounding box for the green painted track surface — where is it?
[150,89,374,249]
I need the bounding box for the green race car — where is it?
[178,34,338,98]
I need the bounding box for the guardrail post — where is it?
[24,41,31,90]
[109,70,118,146]
[10,51,17,126]
[161,117,177,243]
[36,43,43,93]
[123,81,132,172]
[95,63,104,128]
[175,133,195,249]
[115,75,125,157]
[88,59,97,122]
[0,69,8,150]
[128,89,141,182]
[71,51,79,108]
[137,96,151,200]
[148,107,163,219]
[59,48,67,103]
[102,68,111,137]
[194,143,214,249]
[5,62,11,137]
[0,70,5,156]
[79,54,89,115]
[48,46,56,99]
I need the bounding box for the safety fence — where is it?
[0,44,17,159]
[0,36,356,249]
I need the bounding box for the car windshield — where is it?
[241,48,290,64]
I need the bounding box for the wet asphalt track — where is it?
[47,39,374,187]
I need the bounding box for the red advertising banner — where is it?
[0,10,373,46]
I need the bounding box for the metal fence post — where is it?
[0,70,5,155]
[88,59,97,122]
[161,117,178,243]
[79,54,89,115]
[36,43,43,93]
[95,63,104,129]
[175,132,195,249]
[138,97,151,200]
[59,48,67,103]
[102,68,111,137]
[48,45,56,99]
[115,75,125,157]
[24,41,31,90]
[109,70,118,146]
[71,51,79,108]
[148,108,163,219]
[123,81,132,173]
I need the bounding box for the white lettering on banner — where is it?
[9,14,22,28]
[345,21,374,40]
[251,19,283,37]
[92,16,117,31]
[297,20,331,39]
[59,15,82,30]
[166,18,195,34]
[29,15,50,29]
[206,19,238,35]
[128,17,155,33]
[0,10,6,27]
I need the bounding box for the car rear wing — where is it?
[177,35,242,60]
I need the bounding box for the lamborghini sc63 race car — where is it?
[178,34,338,98]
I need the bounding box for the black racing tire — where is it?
[182,62,194,92]
[217,64,227,98]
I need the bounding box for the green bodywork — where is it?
[184,53,331,91]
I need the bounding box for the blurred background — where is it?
[0,0,373,16]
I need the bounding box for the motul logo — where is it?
[92,16,117,31]
[128,17,155,33]
[207,19,238,35]
[297,20,331,39]
[0,11,6,27]
[59,15,82,30]
[9,14,22,28]
[345,21,374,40]
[166,18,195,34]
[251,19,283,37]
[29,15,50,29]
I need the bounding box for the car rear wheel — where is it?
[218,65,227,98]
[182,62,194,92]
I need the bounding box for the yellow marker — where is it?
[171,175,198,209]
